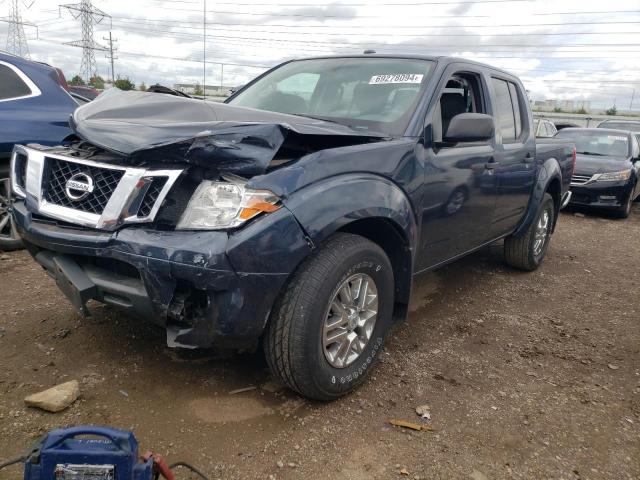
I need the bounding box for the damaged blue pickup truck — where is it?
[11,55,575,400]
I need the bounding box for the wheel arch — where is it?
[546,176,562,231]
[337,217,413,321]
[512,158,563,237]
[282,173,418,321]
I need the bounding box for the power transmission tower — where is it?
[60,0,110,83]
[103,31,117,83]
[4,0,33,58]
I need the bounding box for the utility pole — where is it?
[220,63,223,96]
[202,0,206,99]
[60,0,110,83]
[5,0,33,58]
[103,30,117,84]
[630,89,636,111]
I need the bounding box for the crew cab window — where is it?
[492,78,524,142]
[0,64,32,100]
[434,72,485,142]
[508,83,522,138]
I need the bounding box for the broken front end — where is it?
[10,90,384,349]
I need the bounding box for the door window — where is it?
[0,64,32,101]
[492,79,516,141]
[508,82,522,138]
[435,72,485,142]
[492,78,525,142]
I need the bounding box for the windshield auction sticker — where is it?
[369,74,424,84]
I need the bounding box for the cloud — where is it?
[447,3,474,17]
[0,0,637,109]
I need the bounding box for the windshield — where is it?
[228,57,434,136]
[598,121,640,133]
[555,129,630,157]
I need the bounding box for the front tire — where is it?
[504,193,555,271]
[264,233,394,401]
[0,178,23,252]
[612,190,633,218]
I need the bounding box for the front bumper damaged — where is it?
[12,200,312,349]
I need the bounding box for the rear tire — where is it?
[504,193,555,271]
[264,233,394,401]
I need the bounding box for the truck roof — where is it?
[283,54,517,78]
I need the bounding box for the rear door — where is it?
[488,76,536,237]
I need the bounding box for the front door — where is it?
[415,67,499,271]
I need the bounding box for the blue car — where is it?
[0,51,77,250]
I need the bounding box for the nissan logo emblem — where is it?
[65,173,94,201]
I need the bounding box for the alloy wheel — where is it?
[533,209,550,257]
[0,179,19,243]
[322,273,378,368]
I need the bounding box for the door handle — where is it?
[523,153,534,163]
[484,161,500,170]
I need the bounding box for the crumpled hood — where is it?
[70,89,386,175]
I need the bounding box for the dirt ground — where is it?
[1,206,639,480]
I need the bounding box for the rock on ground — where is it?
[24,380,80,412]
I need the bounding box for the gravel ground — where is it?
[0,206,639,480]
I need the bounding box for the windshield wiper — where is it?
[577,151,606,156]
[289,113,390,138]
[291,113,345,125]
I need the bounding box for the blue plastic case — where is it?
[23,426,153,480]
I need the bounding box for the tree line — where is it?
[68,74,144,91]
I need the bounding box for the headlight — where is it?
[594,170,632,182]
[176,177,280,230]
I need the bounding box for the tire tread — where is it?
[264,233,388,400]
[504,193,554,271]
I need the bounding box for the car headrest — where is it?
[440,93,468,134]
[353,82,392,115]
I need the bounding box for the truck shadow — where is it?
[85,240,510,399]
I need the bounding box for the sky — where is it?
[2,0,639,111]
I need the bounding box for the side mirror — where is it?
[444,113,494,143]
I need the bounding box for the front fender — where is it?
[283,173,418,252]
[511,158,562,237]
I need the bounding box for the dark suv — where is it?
[11,55,574,400]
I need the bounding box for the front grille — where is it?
[43,157,124,214]
[137,177,167,217]
[15,145,182,230]
[571,174,593,185]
